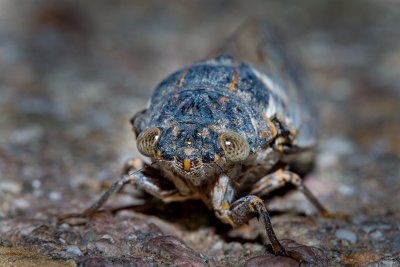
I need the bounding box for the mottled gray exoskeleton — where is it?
[68,21,333,262]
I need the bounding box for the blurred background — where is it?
[0,0,399,266]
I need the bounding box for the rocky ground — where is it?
[0,0,399,266]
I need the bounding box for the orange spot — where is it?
[229,68,238,91]
[177,69,188,88]
[213,154,220,163]
[188,107,193,114]
[267,119,278,139]
[222,202,230,210]
[249,197,266,212]
[322,211,349,219]
[183,158,191,172]
[275,137,285,153]
[260,130,269,138]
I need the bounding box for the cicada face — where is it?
[135,121,252,185]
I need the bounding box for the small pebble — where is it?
[335,229,357,244]
[65,245,83,256]
[211,241,223,251]
[32,179,41,189]
[0,181,22,194]
[48,191,62,201]
[127,233,138,241]
[12,198,30,209]
[370,230,383,240]
[366,259,397,267]
[380,260,396,267]
[11,126,44,144]
[362,225,376,233]
[338,184,357,196]
[101,234,115,243]
[60,223,70,229]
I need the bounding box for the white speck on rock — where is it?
[380,259,397,267]
[0,180,22,194]
[101,234,115,243]
[338,184,357,196]
[32,179,41,189]
[335,229,357,244]
[48,191,62,201]
[12,198,30,209]
[370,230,384,241]
[211,241,223,251]
[65,245,83,256]
[127,233,137,241]
[10,125,44,144]
[362,225,376,233]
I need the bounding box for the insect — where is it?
[65,21,333,262]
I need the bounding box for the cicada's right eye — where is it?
[136,127,160,157]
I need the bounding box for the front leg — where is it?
[210,174,321,263]
[211,174,286,255]
[59,165,179,221]
[211,175,282,251]
[224,195,287,255]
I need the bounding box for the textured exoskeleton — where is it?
[66,21,332,263]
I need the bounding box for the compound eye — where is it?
[219,131,249,162]
[136,127,160,157]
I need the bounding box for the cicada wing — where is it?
[215,20,319,151]
[213,20,295,76]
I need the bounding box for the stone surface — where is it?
[0,0,399,266]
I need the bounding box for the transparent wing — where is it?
[214,20,319,149]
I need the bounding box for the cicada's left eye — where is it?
[136,127,160,157]
[219,131,249,162]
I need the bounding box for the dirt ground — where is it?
[0,1,399,266]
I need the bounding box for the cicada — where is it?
[66,21,332,262]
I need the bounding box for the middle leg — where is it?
[249,168,331,217]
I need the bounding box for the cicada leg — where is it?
[249,169,348,218]
[211,174,320,263]
[58,163,180,223]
